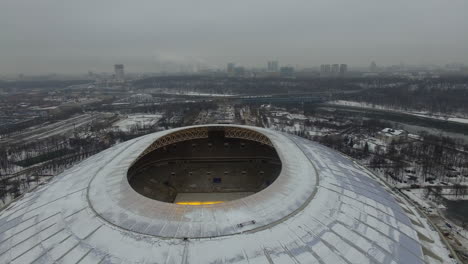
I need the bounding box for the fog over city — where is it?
[1,0,467,74]
[3,1,468,262]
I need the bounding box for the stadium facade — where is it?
[0,125,449,263]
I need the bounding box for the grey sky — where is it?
[1,0,467,74]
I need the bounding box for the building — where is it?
[227,63,235,74]
[320,64,331,76]
[331,64,340,75]
[234,66,245,77]
[339,64,348,76]
[267,61,279,72]
[128,93,154,104]
[379,127,408,144]
[114,64,125,80]
[0,125,449,263]
[370,61,378,72]
[280,66,294,77]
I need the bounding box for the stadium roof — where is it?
[0,125,446,263]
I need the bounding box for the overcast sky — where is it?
[1,0,467,74]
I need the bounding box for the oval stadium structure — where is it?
[0,125,450,263]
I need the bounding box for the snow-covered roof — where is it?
[381,128,406,136]
[0,125,434,263]
[28,106,59,111]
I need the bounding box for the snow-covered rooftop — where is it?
[0,125,443,263]
[381,128,407,136]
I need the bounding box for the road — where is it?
[0,113,103,145]
[1,150,100,182]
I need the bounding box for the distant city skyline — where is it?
[2,57,468,76]
[2,60,467,79]
[1,0,467,74]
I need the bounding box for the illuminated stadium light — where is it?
[176,201,223,205]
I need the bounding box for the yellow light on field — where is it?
[176,201,224,205]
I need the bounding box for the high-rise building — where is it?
[280,66,294,77]
[370,61,378,72]
[267,61,279,72]
[320,64,331,75]
[114,64,125,80]
[234,66,245,77]
[339,64,348,76]
[227,63,235,74]
[331,64,340,75]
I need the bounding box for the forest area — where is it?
[337,77,468,115]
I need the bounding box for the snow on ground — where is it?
[403,189,434,209]
[404,189,468,262]
[365,137,387,153]
[265,117,333,137]
[329,100,468,125]
[0,175,51,208]
[449,117,468,124]
[412,114,468,125]
[113,114,163,132]
[0,164,23,175]
[307,131,329,137]
[162,90,237,97]
[288,113,308,120]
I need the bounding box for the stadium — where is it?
[0,125,450,263]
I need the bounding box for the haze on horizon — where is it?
[1,0,467,74]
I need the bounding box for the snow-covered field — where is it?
[113,114,163,132]
[328,100,468,125]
